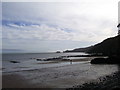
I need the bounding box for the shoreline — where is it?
[3,57,95,73]
[2,57,119,89]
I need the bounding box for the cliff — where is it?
[87,35,120,56]
[64,35,120,56]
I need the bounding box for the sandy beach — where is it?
[2,57,119,89]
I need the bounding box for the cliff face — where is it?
[64,35,120,56]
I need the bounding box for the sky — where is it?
[1,0,119,53]
[118,2,120,23]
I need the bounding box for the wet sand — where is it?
[2,74,34,88]
[3,72,120,89]
[2,57,119,89]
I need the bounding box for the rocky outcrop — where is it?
[91,56,120,64]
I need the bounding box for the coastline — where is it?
[2,57,119,89]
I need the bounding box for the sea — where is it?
[2,52,89,73]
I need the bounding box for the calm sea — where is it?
[2,52,88,73]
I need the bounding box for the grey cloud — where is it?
[2,2,118,52]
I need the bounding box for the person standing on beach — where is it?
[70,60,72,64]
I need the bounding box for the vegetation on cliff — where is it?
[64,35,120,56]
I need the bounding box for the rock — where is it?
[106,56,120,64]
[110,86,120,90]
[90,58,107,64]
[56,51,61,53]
[36,57,63,61]
[10,61,20,63]
[91,56,120,64]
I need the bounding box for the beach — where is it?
[2,1,120,89]
[2,57,119,89]
[68,68,120,90]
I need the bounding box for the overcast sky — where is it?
[2,0,119,53]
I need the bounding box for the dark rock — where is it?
[10,61,20,63]
[110,86,120,90]
[90,58,108,64]
[91,56,120,64]
[56,51,61,53]
[106,56,120,64]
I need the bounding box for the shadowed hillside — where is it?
[87,35,120,56]
[64,35,120,56]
